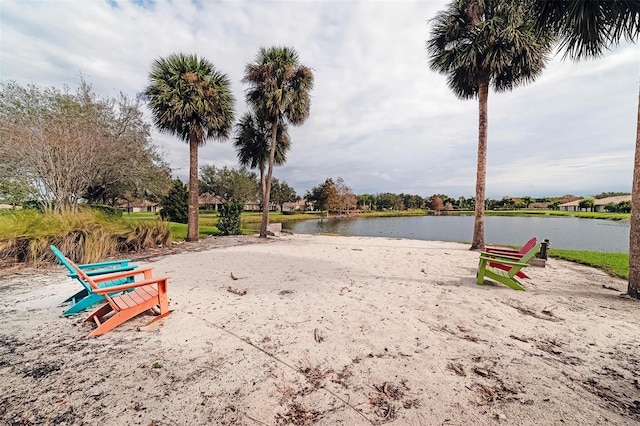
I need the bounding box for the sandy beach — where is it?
[1,233,639,425]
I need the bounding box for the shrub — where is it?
[160,178,188,223]
[89,204,123,217]
[217,201,243,235]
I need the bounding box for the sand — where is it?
[1,233,639,425]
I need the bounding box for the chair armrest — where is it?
[68,264,137,279]
[479,251,522,261]
[93,276,170,295]
[485,248,520,255]
[79,259,132,269]
[91,266,155,283]
[480,255,528,267]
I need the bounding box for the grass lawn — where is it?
[549,249,628,279]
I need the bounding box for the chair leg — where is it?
[502,278,525,291]
[477,260,487,286]
[63,293,105,316]
[85,303,114,325]
[64,288,88,303]
[87,299,159,337]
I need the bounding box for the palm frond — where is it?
[144,53,235,145]
[427,0,553,99]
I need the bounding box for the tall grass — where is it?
[0,209,170,266]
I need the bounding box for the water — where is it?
[284,215,630,253]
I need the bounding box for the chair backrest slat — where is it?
[59,251,118,306]
[519,237,538,255]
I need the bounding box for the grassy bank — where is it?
[485,209,629,221]
[549,249,628,280]
[0,210,170,265]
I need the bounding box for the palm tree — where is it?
[233,111,290,208]
[243,46,314,238]
[427,0,554,250]
[144,53,235,241]
[535,0,640,298]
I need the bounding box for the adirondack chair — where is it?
[485,237,538,279]
[63,256,170,337]
[477,243,540,291]
[50,245,138,316]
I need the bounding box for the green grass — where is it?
[169,223,221,240]
[550,249,629,279]
[485,209,629,221]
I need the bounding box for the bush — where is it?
[217,201,243,235]
[160,179,188,224]
[89,204,123,217]
[22,200,44,211]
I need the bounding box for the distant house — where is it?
[198,193,223,211]
[282,198,307,212]
[559,195,631,212]
[115,199,161,213]
[0,203,20,210]
[245,199,279,212]
[244,200,261,211]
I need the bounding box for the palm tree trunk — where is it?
[628,83,640,298]
[259,163,266,210]
[471,74,489,250]
[259,120,279,238]
[187,135,199,242]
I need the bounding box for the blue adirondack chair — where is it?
[50,245,138,315]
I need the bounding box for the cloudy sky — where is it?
[2,0,638,199]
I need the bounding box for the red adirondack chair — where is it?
[484,237,538,279]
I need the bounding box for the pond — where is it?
[283,215,630,253]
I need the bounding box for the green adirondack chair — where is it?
[476,243,540,291]
[50,245,138,315]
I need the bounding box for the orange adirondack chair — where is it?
[65,256,170,337]
[484,237,538,279]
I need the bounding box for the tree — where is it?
[144,53,235,241]
[233,111,290,208]
[427,0,553,250]
[217,201,244,235]
[331,177,357,215]
[548,201,561,210]
[534,0,640,298]
[270,178,298,212]
[199,165,259,204]
[431,196,444,212]
[401,193,425,210]
[357,194,378,211]
[83,93,172,206]
[160,178,188,224]
[305,178,336,212]
[243,46,314,237]
[0,79,168,213]
[377,193,403,211]
[578,198,595,212]
[457,196,474,210]
[0,178,35,208]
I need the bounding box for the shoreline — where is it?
[1,234,638,425]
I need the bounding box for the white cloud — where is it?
[1,0,638,199]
